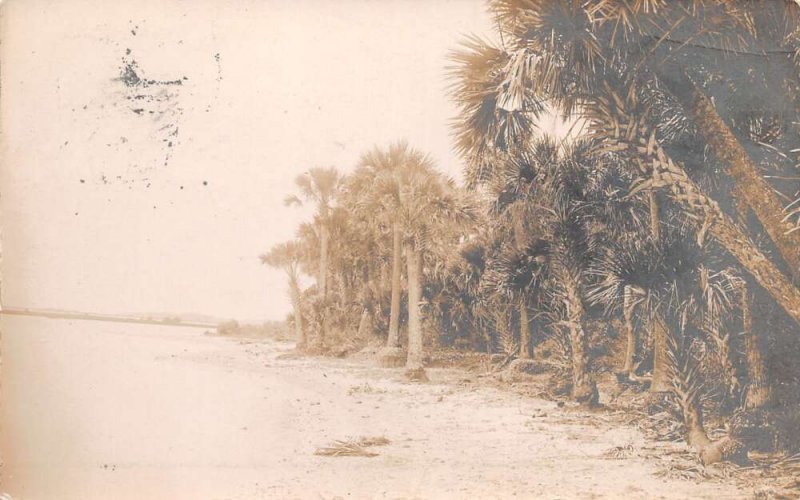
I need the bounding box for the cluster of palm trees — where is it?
[263,148,477,380]
[263,0,800,465]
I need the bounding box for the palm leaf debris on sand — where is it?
[314,436,391,457]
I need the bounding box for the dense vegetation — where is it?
[262,0,800,466]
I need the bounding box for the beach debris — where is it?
[602,444,635,460]
[347,382,386,396]
[314,436,391,457]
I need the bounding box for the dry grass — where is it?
[642,446,800,494]
[654,461,714,481]
[314,436,391,458]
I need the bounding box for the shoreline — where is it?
[0,308,216,329]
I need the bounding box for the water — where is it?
[0,315,256,500]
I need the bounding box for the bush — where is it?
[215,320,292,340]
[216,320,241,336]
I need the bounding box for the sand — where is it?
[1,316,748,499]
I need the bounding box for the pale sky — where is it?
[0,0,492,321]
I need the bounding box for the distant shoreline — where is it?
[0,308,217,329]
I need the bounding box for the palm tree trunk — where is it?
[319,223,328,296]
[681,388,742,464]
[318,217,330,346]
[742,284,772,409]
[469,315,480,351]
[651,315,671,393]
[379,260,390,318]
[648,191,661,241]
[683,397,713,453]
[289,273,305,349]
[713,328,740,401]
[519,299,531,359]
[672,344,743,465]
[666,73,800,279]
[495,308,510,354]
[405,242,425,376]
[563,273,598,405]
[620,285,637,375]
[648,193,670,393]
[478,316,493,354]
[682,397,718,463]
[711,216,800,326]
[387,222,402,348]
[356,307,372,339]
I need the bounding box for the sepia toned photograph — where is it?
[1,0,800,498]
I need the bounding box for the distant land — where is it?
[0,307,231,328]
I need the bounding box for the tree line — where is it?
[262,0,800,466]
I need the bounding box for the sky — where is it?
[0,0,492,321]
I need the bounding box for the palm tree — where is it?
[260,240,306,349]
[588,238,656,384]
[331,199,388,343]
[665,319,743,465]
[487,1,800,266]
[433,237,491,352]
[480,140,562,359]
[589,91,800,327]
[396,164,478,379]
[320,205,372,342]
[450,0,800,330]
[544,202,600,405]
[285,167,343,345]
[486,241,546,359]
[351,143,434,358]
[696,267,744,402]
[285,167,343,294]
[487,137,612,404]
[663,71,800,279]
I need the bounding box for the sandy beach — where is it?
[2,317,752,500]
[1,316,747,499]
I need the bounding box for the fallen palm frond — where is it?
[654,461,710,481]
[638,410,684,442]
[745,452,800,474]
[314,440,377,457]
[645,444,733,481]
[602,444,636,459]
[721,453,800,498]
[314,436,391,457]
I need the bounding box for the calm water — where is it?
[0,315,262,500]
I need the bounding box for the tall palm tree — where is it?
[351,143,434,355]
[433,237,491,352]
[322,205,372,339]
[482,140,560,359]
[487,137,614,404]
[396,164,478,379]
[285,167,343,345]
[285,167,342,296]
[485,240,546,359]
[260,240,306,349]
[333,193,389,342]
